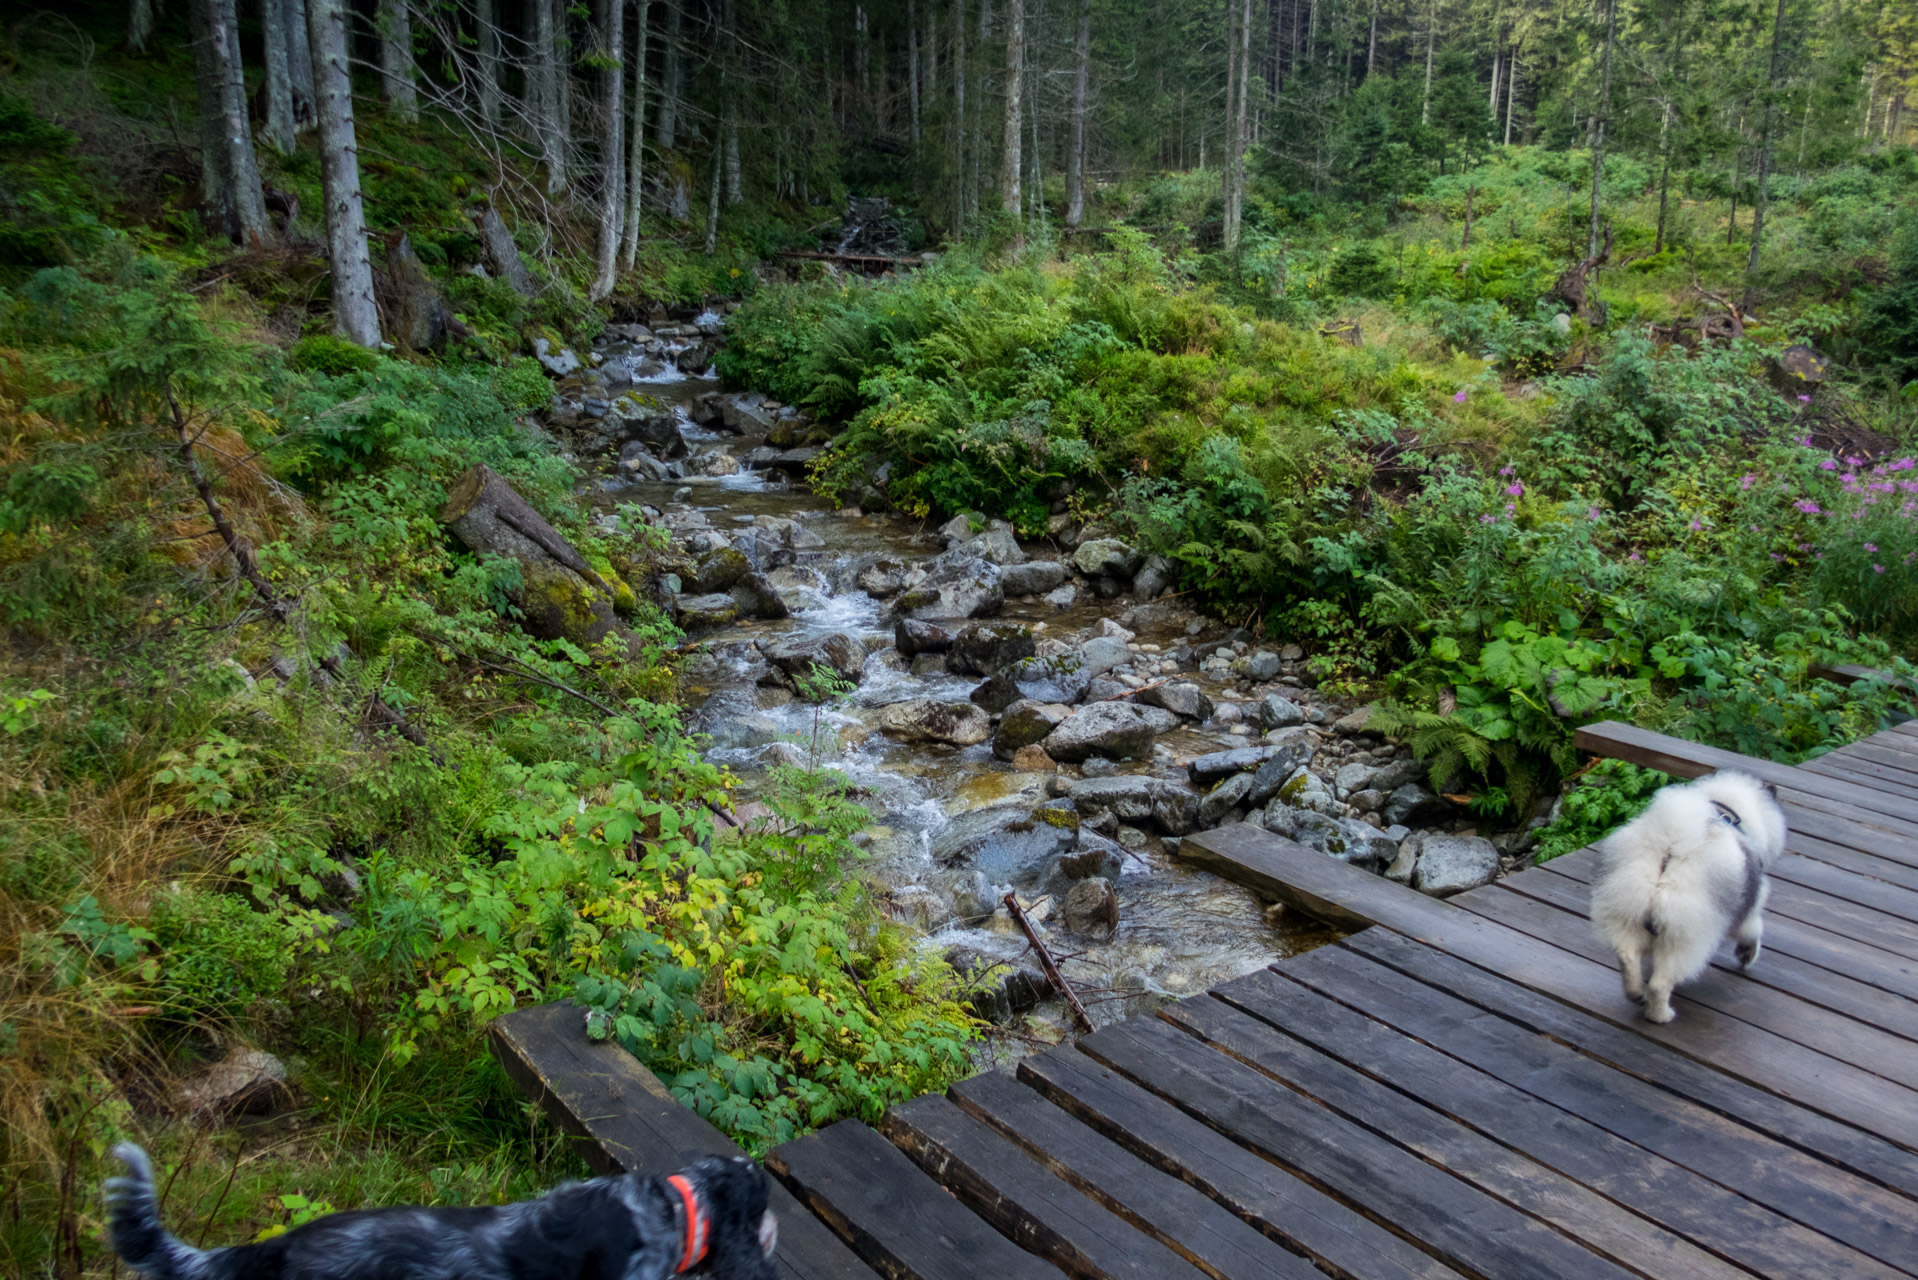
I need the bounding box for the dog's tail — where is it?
[105,1144,211,1280]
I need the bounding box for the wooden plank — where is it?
[1173,822,1380,930]
[1539,857,1918,1005]
[881,1094,1213,1280]
[1338,927,1918,1202]
[1078,1016,1640,1280]
[1158,996,1759,1280]
[946,1070,1322,1280]
[1017,1045,1465,1280]
[1764,878,1918,961]
[1770,800,1918,870]
[1455,877,1918,1085]
[1181,823,1918,1150]
[767,1119,1063,1280]
[486,1003,882,1280]
[1784,830,1918,894]
[1829,739,1918,777]
[1212,965,1912,1280]
[1573,721,1918,832]
[1768,853,1918,923]
[1803,754,1918,801]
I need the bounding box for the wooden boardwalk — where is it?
[493,719,1918,1279]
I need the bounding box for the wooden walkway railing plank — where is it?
[1209,965,1905,1280]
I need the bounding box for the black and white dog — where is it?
[105,1143,779,1280]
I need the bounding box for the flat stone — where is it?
[1001,561,1069,595]
[1077,636,1132,677]
[895,617,959,656]
[1335,761,1380,795]
[1333,703,1378,736]
[1136,681,1213,721]
[932,804,1079,889]
[994,699,1071,759]
[856,559,910,598]
[761,631,865,684]
[1002,653,1092,704]
[1067,775,1160,824]
[1259,694,1306,730]
[1199,771,1256,827]
[1042,701,1180,763]
[1011,744,1056,771]
[1187,745,1274,784]
[675,593,739,628]
[961,528,1026,565]
[1042,584,1078,609]
[946,622,1036,675]
[1384,782,1437,826]
[1073,538,1141,579]
[1151,787,1202,835]
[1413,834,1500,896]
[876,698,991,746]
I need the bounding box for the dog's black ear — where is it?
[1762,782,1779,799]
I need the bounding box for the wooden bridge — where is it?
[490,718,1918,1280]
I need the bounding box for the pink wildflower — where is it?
[1505,482,1524,497]
[1798,394,1812,404]
[1794,500,1822,515]
[1454,390,1469,403]
[1819,458,1839,471]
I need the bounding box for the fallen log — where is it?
[773,249,922,269]
[439,464,640,659]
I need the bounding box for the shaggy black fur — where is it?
[105,1143,779,1280]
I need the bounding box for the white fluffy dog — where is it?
[1589,770,1787,1023]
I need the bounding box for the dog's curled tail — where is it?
[105,1143,209,1280]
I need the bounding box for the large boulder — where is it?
[932,805,1079,889]
[675,593,739,628]
[1383,782,1438,826]
[1137,681,1213,721]
[1199,772,1256,827]
[1151,787,1202,835]
[1073,539,1142,579]
[994,699,1071,759]
[1413,835,1500,896]
[1131,555,1172,600]
[1000,561,1069,596]
[175,1046,291,1119]
[960,528,1027,566]
[946,622,1036,675]
[1004,654,1092,704]
[729,571,790,621]
[609,395,685,456]
[1245,742,1316,806]
[1062,877,1118,938]
[856,559,910,598]
[876,699,992,747]
[1259,694,1306,730]
[761,632,865,685]
[1042,701,1179,763]
[892,557,1004,620]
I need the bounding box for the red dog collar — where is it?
[665,1174,709,1273]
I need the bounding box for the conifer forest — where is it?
[2,0,1917,1271]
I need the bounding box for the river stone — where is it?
[1272,765,1339,814]
[945,945,1047,1023]
[729,570,789,620]
[1077,636,1133,678]
[1012,744,1056,771]
[892,557,1004,619]
[937,514,978,544]
[1369,758,1428,794]
[946,622,1036,675]
[1259,694,1306,730]
[761,631,865,684]
[932,804,1078,889]
[1042,702,1179,762]
[610,397,685,456]
[1136,681,1213,721]
[1062,877,1119,939]
[1333,703,1378,736]
[994,700,1071,759]
[1043,584,1078,609]
[1001,561,1069,595]
[533,336,581,376]
[1245,742,1315,806]
[895,617,959,655]
[857,559,909,597]
[1150,787,1201,835]
[675,593,738,628]
[969,674,1025,716]
[618,442,672,480]
[1413,834,1500,896]
[754,515,825,550]
[176,1046,291,1119]
[1188,745,1274,784]
[1384,782,1438,826]
[960,528,1026,565]
[1073,538,1141,579]
[1230,650,1280,682]
[1335,761,1380,795]
[876,699,991,746]
[690,546,751,594]
[1383,832,1421,883]
[1067,775,1159,824]
[1199,772,1256,827]
[1005,654,1092,704]
[1131,555,1172,600]
[1085,677,1130,704]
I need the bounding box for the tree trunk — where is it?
[481,207,539,297]
[307,0,381,344]
[536,0,568,192]
[909,0,922,146]
[591,0,625,300]
[476,0,502,124]
[1421,0,1436,124]
[1587,0,1617,261]
[1654,97,1675,253]
[1365,0,1378,79]
[620,0,651,269]
[969,0,991,221]
[1000,0,1024,214]
[378,0,418,122]
[262,0,297,152]
[855,4,871,131]
[192,0,272,247]
[1746,0,1790,274]
[1504,50,1517,144]
[952,0,967,229]
[1489,50,1501,117]
[657,0,682,150]
[554,0,574,173]
[1065,0,1090,226]
[285,0,316,129]
[1222,0,1240,250]
[725,114,741,203]
[129,0,154,50]
[703,131,723,255]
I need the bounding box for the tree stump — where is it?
[478,206,539,299]
[440,465,635,656]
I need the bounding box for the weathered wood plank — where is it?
[1017,1045,1464,1280]
[1213,965,1911,1279]
[1782,829,1918,893]
[486,1002,883,1280]
[1159,996,1762,1280]
[767,1120,1063,1280]
[1803,753,1918,802]
[946,1071,1322,1280]
[1338,927,1918,1200]
[882,1094,1213,1280]
[1078,1016,1639,1280]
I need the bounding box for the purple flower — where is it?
[1865,543,1879,553]
[1739,474,1756,490]
[1798,394,1812,404]
[1687,519,1703,531]
[1819,458,1839,471]
[1504,482,1524,496]
[1874,564,1886,574]
[1628,551,1644,563]
[1587,506,1602,520]
[1504,502,1516,515]
[1497,466,1514,476]
[1794,500,1822,514]
[1454,390,1469,403]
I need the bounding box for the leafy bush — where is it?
[288,334,380,377]
[1530,759,1665,862]
[1325,243,1397,298]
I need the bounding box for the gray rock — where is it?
[1188,746,1275,784]
[1042,701,1180,763]
[994,700,1071,759]
[1384,783,1437,826]
[1085,677,1130,703]
[675,593,739,628]
[1338,818,1400,867]
[1073,538,1142,579]
[961,528,1027,565]
[932,805,1078,888]
[1335,761,1380,795]
[1259,694,1306,730]
[876,698,992,746]
[1042,583,1078,609]
[1235,650,1282,681]
[856,559,909,597]
[533,336,580,376]
[1001,561,1069,596]
[1131,555,1172,600]
[940,869,997,921]
[1279,643,1305,662]
[1333,703,1378,736]
[945,946,1047,1023]
[176,1046,290,1119]
[1348,788,1386,814]
[892,557,1004,619]
[937,514,978,544]
[946,622,1036,675]
[690,546,752,594]
[1044,841,1124,899]
[1067,775,1159,824]
[1151,787,1202,836]
[1200,772,1256,827]
[1368,758,1428,794]
[1001,653,1092,704]
[1383,832,1420,883]
[1244,743,1315,806]
[1136,681,1214,721]
[761,631,865,685]
[895,617,960,656]
[1091,618,1136,641]
[1062,877,1119,938]
[729,571,790,620]
[1077,636,1133,678]
[1413,834,1500,896]
[1271,765,1338,814]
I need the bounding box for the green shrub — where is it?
[1530,759,1665,862]
[1325,243,1397,298]
[289,334,380,377]
[150,887,297,1019]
